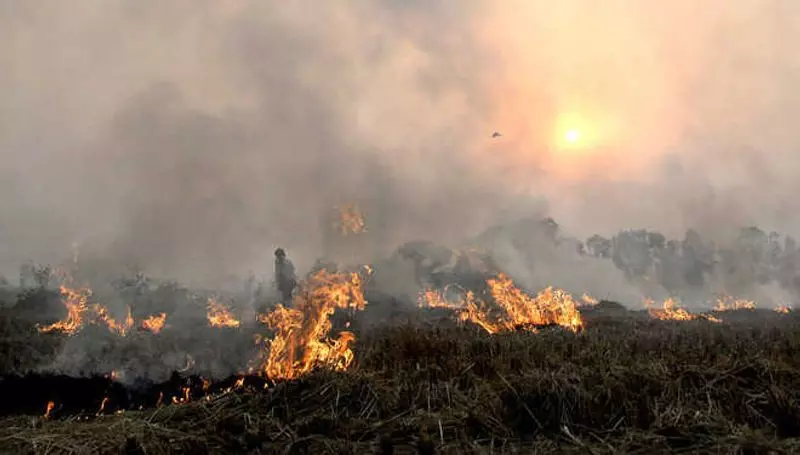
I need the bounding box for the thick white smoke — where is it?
[2,0,800,291]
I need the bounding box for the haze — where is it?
[2,0,799,286]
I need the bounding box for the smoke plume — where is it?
[3,0,800,289]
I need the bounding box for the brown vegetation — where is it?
[1,306,799,454]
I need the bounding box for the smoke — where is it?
[3,1,800,289]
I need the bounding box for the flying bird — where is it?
[491,132,502,138]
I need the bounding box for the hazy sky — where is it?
[2,0,800,284]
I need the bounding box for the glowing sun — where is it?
[564,128,581,144]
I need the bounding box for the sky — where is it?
[2,0,800,285]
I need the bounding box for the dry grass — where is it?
[1,307,800,454]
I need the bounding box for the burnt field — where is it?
[1,291,800,454]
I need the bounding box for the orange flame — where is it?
[170,387,191,404]
[207,298,240,328]
[256,269,367,380]
[647,297,695,320]
[713,294,756,311]
[334,203,366,236]
[38,279,148,336]
[456,290,504,333]
[417,288,462,310]
[580,293,599,307]
[646,297,720,322]
[141,313,167,333]
[487,275,584,332]
[43,401,55,419]
[95,305,134,336]
[38,285,90,334]
[775,305,791,314]
[419,275,583,333]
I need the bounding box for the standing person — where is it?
[274,248,297,305]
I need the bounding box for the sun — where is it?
[564,128,581,144]
[554,112,595,151]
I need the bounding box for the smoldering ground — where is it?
[2,0,800,295]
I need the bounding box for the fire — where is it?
[207,298,241,328]
[647,297,695,320]
[713,295,756,311]
[38,285,90,334]
[172,387,191,404]
[417,288,462,310]
[38,279,151,336]
[456,290,503,334]
[775,305,791,314]
[487,275,583,332]
[141,313,167,333]
[419,275,584,333]
[97,397,109,416]
[256,269,367,380]
[334,203,366,236]
[646,297,721,322]
[43,401,55,419]
[94,305,134,336]
[580,293,599,307]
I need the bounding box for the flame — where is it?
[487,275,584,332]
[171,387,191,404]
[419,275,584,333]
[334,203,366,236]
[646,297,721,323]
[156,392,164,408]
[207,298,240,328]
[647,297,695,320]
[38,285,90,334]
[775,305,791,314]
[256,269,367,380]
[457,290,503,334]
[418,288,462,310]
[38,279,145,337]
[95,305,134,336]
[43,401,55,419]
[97,397,109,416]
[580,293,599,306]
[713,295,756,311]
[141,313,167,333]
[419,287,501,333]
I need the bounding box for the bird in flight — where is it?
[491,132,502,138]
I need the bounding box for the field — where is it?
[1,284,799,455]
